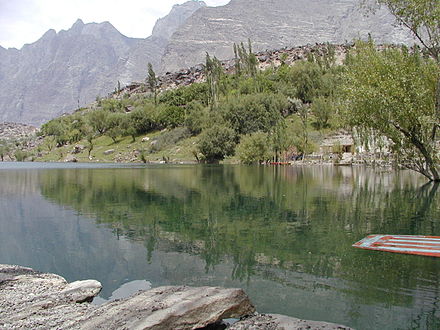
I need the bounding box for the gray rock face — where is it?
[76,286,255,329]
[161,0,414,72]
[0,264,101,329]
[0,264,256,330]
[0,20,139,126]
[153,1,207,41]
[0,1,205,126]
[0,122,38,140]
[119,1,205,89]
[230,313,353,330]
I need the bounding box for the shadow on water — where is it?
[1,164,440,329]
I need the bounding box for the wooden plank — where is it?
[352,235,440,257]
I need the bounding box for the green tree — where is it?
[106,113,124,143]
[184,101,208,135]
[45,136,56,152]
[237,132,271,164]
[86,134,94,158]
[0,141,10,161]
[270,121,291,162]
[373,0,439,61]
[205,53,224,109]
[40,118,70,146]
[101,99,125,112]
[311,96,334,130]
[340,42,440,181]
[14,150,28,162]
[374,0,440,167]
[88,109,109,135]
[220,93,287,135]
[287,61,323,103]
[159,83,209,107]
[126,104,157,135]
[198,125,237,163]
[147,63,158,105]
[156,104,185,128]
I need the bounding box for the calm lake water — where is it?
[1,162,439,329]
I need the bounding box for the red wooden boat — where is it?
[353,235,440,257]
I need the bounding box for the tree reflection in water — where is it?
[35,165,440,329]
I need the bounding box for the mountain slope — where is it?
[161,0,414,72]
[0,0,415,125]
[0,1,205,125]
[0,20,140,125]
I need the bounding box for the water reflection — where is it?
[1,164,439,329]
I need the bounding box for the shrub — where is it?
[149,127,191,153]
[14,150,29,162]
[236,132,271,165]
[156,105,185,128]
[127,104,157,135]
[198,125,237,163]
[220,93,288,135]
[184,101,208,135]
[159,83,209,107]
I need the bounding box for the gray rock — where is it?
[161,0,415,72]
[0,264,100,329]
[72,144,85,154]
[0,1,204,125]
[75,286,255,329]
[64,154,78,162]
[152,2,206,41]
[230,313,353,330]
[0,265,255,330]
[103,149,115,155]
[60,280,102,303]
[0,122,38,140]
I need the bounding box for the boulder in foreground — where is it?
[0,264,254,329]
[0,264,352,329]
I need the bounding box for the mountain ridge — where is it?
[0,0,415,125]
[160,0,414,71]
[0,1,205,125]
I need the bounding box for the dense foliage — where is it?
[38,21,439,177]
[40,43,342,163]
[340,42,440,181]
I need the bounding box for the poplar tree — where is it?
[205,53,223,110]
[147,63,158,105]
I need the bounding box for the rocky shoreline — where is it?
[0,264,351,329]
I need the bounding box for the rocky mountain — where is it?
[0,122,38,141]
[0,0,414,125]
[161,0,414,71]
[120,1,207,84]
[0,20,139,125]
[0,1,205,125]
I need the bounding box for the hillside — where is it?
[15,43,353,164]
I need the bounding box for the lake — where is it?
[1,162,439,329]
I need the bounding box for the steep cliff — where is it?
[0,1,205,125]
[0,20,140,125]
[161,0,414,72]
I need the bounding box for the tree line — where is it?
[38,0,439,181]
